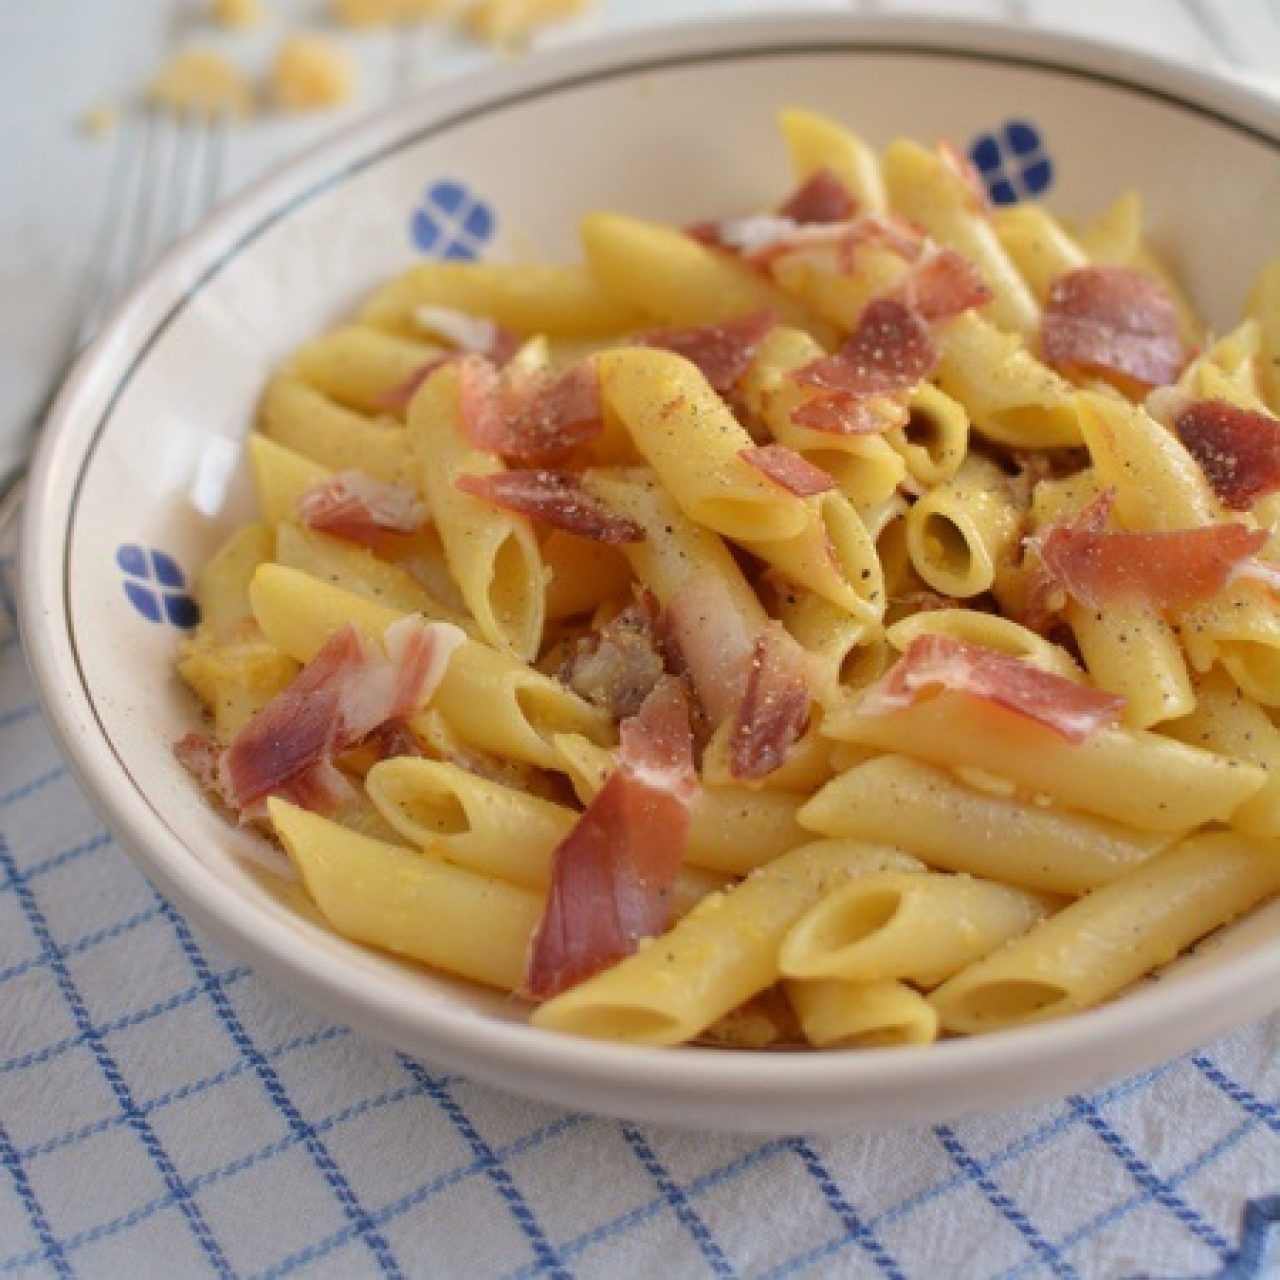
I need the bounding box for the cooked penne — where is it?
[786,979,938,1048]
[904,456,1022,598]
[933,313,1084,448]
[531,841,923,1045]
[580,211,833,341]
[778,106,888,216]
[248,564,610,767]
[359,259,645,339]
[259,375,416,487]
[823,691,1266,831]
[780,870,1051,986]
[406,361,545,660]
[287,325,441,416]
[799,755,1175,894]
[174,111,1280,1053]
[991,203,1087,302]
[883,137,1039,338]
[1066,600,1195,728]
[930,833,1280,1033]
[597,346,810,543]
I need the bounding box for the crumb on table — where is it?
[330,0,454,26]
[79,104,121,138]
[211,0,266,28]
[270,35,357,111]
[148,49,255,118]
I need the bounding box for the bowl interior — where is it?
[27,19,1280,1122]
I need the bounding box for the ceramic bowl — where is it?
[19,13,1280,1133]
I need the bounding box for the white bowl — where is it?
[19,14,1280,1134]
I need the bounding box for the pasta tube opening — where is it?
[935,979,1070,1029]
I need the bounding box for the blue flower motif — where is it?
[410,180,495,260]
[116,544,200,629]
[968,120,1053,206]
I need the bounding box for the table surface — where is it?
[3,3,1280,1279]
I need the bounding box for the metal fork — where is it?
[0,106,229,535]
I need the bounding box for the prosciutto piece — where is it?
[793,299,938,396]
[739,444,836,496]
[525,677,697,999]
[297,471,427,549]
[776,168,857,224]
[1037,490,1269,610]
[1041,266,1185,389]
[727,623,811,780]
[889,248,993,323]
[214,618,464,818]
[1173,399,1280,510]
[455,471,644,544]
[860,634,1124,744]
[635,311,776,393]
[790,392,896,436]
[459,356,603,465]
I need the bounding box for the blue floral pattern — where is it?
[116,544,200,629]
[410,179,495,259]
[969,120,1054,206]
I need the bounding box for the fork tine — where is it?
[71,107,147,350]
[115,106,166,294]
[200,111,229,222]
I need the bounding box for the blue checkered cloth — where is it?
[2,548,1279,1280]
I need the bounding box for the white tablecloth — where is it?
[4,2,1280,1276]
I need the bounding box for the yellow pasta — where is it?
[799,755,1175,894]
[406,361,545,660]
[172,110,1280,1053]
[359,259,645,339]
[532,841,922,1045]
[778,106,888,216]
[930,833,1280,1032]
[786,979,938,1048]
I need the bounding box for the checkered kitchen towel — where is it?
[2,544,1280,1280]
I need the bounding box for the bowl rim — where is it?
[18,11,1280,1110]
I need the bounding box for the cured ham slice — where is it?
[1041,266,1185,388]
[217,618,464,818]
[860,634,1124,744]
[297,471,426,549]
[776,169,857,224]
[739,444,836,496]
[889,248,993,323]
[1173,399,1280,510]
[1044,522,1269,610]
[794,299,937,395]
[559,597,668,721]
[455,471,644,544]
[790,392,894,436]
[635,311,776,393]
[663,572,757,727]
[728,623,810,780]
[458,356,603,465]
[526,678,697,998]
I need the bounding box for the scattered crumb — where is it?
[80,104,121,138]
[270,35,357,111]
[465,0,591,48]
[211,0,266,28]
[148,50,254,118]
[330,0,453,27]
